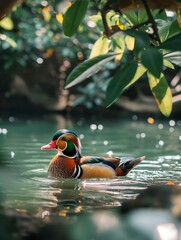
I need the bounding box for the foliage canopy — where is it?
[0,0,181,115]
[62,0,181,116]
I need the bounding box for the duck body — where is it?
[41,129,145,180]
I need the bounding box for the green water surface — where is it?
[0,114,181,218]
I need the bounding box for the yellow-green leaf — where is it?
[127,65,146,87]
[5,36,17,48]
[0,17,14,30]
[111,33,125,61]
[147,72,172,117]
[125,35,135,50]
[89,36,109,59]
[163,59,175,69]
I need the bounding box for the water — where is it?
[0,113,181,219]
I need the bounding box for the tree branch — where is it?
[100,8,111,38]
[141,0,161,44]
[98,0,161,43]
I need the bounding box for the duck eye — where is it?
[61,137,66,141]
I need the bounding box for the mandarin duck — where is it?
[41,129,145,179]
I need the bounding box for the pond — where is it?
[0,113,181,237]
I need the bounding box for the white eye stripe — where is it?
[57,151,77,158]
[57,144,80,159]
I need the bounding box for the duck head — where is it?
[41,129,82,158]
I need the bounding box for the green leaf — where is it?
[65,53,118,88]
[89,36,109,59]
[62,0,89,37]
[123,11,138,25]
[125,29,150,47]
[106,60,137,107]
[125,29,150,52]
[141,48,163,78]
[138,10,148,23]
[147,72,172,117]
[154,9,167,20]
[159,21,171,42]
[168,20,181,38]
[158,32,181,51]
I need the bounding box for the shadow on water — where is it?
[0,113,181,239]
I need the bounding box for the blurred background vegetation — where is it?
[0,0,181,117]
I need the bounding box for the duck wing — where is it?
[79,156,120,169]
[79,156,145,176]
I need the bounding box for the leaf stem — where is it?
[97,0,161,43]
[93,0,111,38]
[100,8,111,38]
[141,0,161,44]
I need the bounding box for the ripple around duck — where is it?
[17,153,181,211]
[12,167,148,211]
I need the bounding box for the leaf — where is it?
[141,48,163,78]
[56,13,63,24]
[65,53,118,88]
[42,7,51,22]
[123,11,138,25]
[158,32,181,51]
[125,35,135,50]
[125,29,150,49]
[154,9,167,20]
[138,10,148,23]
[90,11,121,32]
[89,36,109,59]
[62,0,89,37]
[147,72,172,117]
[168,20,181,38]
[158,21,171,42]
[163,59,174,69]
[111,33,125,61]
[106,10,120,26]
[164,51,181,67]
[3,36,17,48]
[0,17,14,30]
[106,60,137,107]
[127,65,147,87]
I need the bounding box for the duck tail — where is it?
[116,156,145,176]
